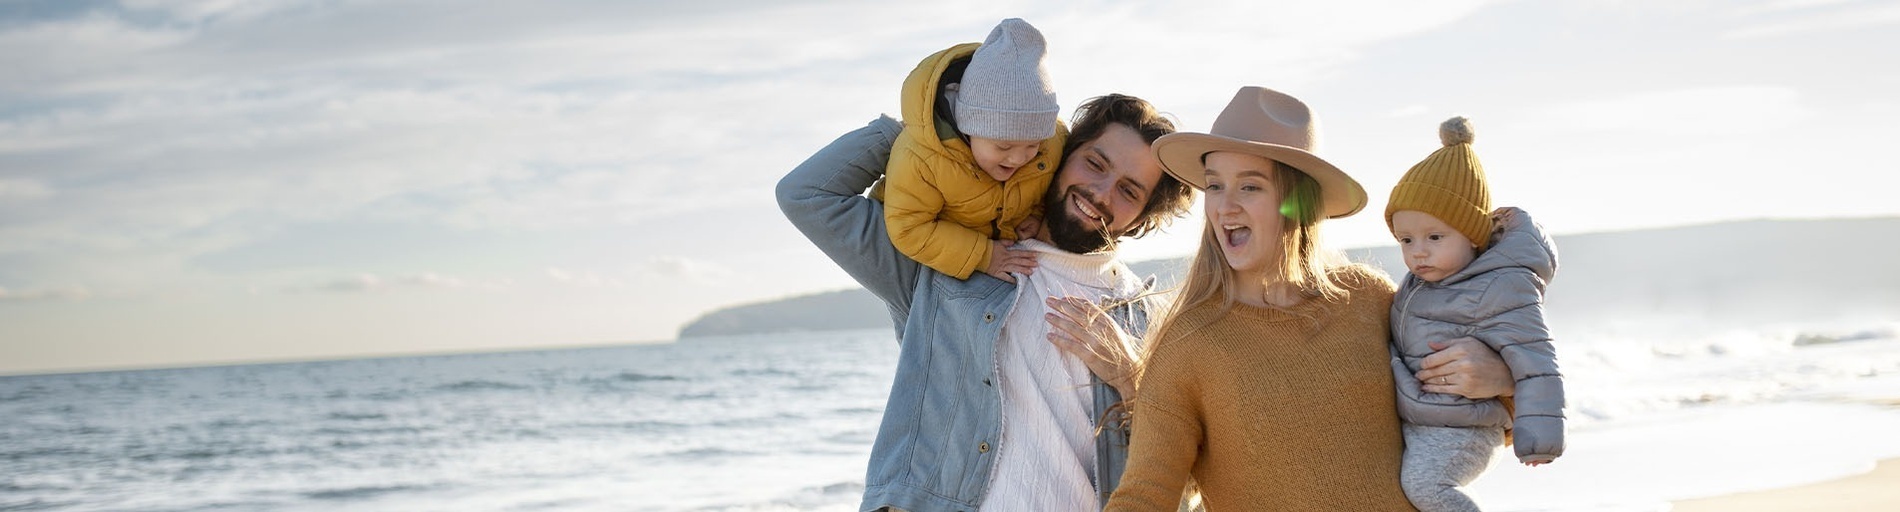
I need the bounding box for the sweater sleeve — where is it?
[1472,268,1564,462]
[881,133,992,280]
[1106,336,1203,512]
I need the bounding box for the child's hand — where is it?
[1522,455,1555,467]
[983,239,1038,283]
[1490,206,1523,232]
[1014,215,1042,241]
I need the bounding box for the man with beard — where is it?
[778,94,1194,511]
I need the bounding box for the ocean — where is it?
[1,330,899,512]
[6,321,1900,511]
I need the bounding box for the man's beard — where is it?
[1042,183,1118,254]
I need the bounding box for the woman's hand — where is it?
[1044,296,1139,397]
[1415,337,1513,399]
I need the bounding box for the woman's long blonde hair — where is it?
[1115,159,1353,511]
[1134,159,1352,386]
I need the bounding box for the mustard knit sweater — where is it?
[1106,265,1416,511]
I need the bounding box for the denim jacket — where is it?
[776,116,1145,511]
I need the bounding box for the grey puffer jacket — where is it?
[1390,206,1564,463]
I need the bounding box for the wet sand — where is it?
[1669,456,1900,510]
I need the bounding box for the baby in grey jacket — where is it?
[1383,117,1564,512]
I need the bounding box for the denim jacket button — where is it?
[983,313,994,322]
[978,442,990,453]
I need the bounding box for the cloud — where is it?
[642,256,732,283]
[0,285,92,302]
[0,179,52,199]
[0,1,922,271]
[300,272,493,294]
[0,23,870,324]
[1725,0,1900,38]
[116,0,314,24]
[0,0,1505,291]
[546,267,623,288]
[1735,0,1860,15]
[317,273,382,293]
[0,12,196,97]
[2,0,1892,361]
[1027,0,1498,119]
[397,272,467,288]
[1387,105,1432,118]
[1514,86,1810,138]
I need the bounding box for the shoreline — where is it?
[1670,391,1900,511]
[1670,457,1900,511]
[1465,373,1900,512]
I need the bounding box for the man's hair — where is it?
[1062,94,1195,239]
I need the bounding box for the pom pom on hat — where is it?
[1387,116,1494,247]
[1439,116,1474,146]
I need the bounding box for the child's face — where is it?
[1391,209,1477,283]
[968,136,1043,182]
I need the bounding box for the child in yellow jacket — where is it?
[873,18,1067,282]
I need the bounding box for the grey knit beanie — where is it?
[955,18,1058,141]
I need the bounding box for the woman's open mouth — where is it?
[1223,224,1251,249]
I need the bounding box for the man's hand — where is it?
[1044,296,1138,397]
[982,240,1037,283]
[1416,337,1513,399]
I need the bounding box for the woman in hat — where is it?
[1098,87,1492,510]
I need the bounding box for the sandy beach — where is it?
[1670,458,1900,511]
[1671,396,1900,511]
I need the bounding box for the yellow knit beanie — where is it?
[1385,116,1493,247]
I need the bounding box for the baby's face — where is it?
[968,136,1042,182]
[1391,209,1477,283]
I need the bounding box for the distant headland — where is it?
[680,217,1900,339]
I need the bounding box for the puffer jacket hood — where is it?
[1436,207,1558,287]
[900,43,981,154]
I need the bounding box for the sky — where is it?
[1,0,1895,375]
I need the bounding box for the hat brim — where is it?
[1153,132,1368,219]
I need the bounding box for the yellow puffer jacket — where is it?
[874,42,1067,280]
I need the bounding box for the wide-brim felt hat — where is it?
[1154,86,1367,219]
